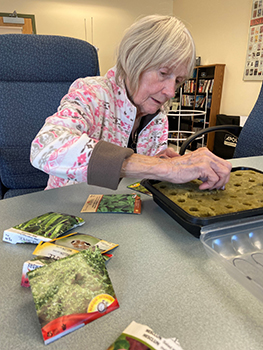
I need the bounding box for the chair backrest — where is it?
[0,34,99,199]
[234,83,263,158]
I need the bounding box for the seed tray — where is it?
[141,167,263,238]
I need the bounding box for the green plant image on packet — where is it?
[28,247,119,344]
[13,212,85,239]
[97,194,140,213]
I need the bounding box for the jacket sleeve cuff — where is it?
[87,140,134,190]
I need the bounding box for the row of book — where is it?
[183,79,196,93]
[181,94,195,107]
[195,95,212,109]
[198,79,214,93]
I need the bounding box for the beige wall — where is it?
[2,1,258,116]
[173,0,261,117]
[1,0,172,75]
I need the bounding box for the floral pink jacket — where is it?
[30,67,169,189]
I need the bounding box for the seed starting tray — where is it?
[141,167,263,238]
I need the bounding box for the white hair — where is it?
[116,15,196,96]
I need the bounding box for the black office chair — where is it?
[0,34,100,199]
[179,83,263,158]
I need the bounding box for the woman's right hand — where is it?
[163,147,232,190]
[121,147,232,190]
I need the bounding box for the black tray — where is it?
[141,167,263,238]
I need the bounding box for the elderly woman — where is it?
[30,15,231,191]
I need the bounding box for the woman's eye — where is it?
[160,70,167,76]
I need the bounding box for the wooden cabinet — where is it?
[172,64,225,151]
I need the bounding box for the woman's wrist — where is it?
[120,153,171,181]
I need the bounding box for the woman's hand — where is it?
[121,147,232,190]
[163,147,232,190]
[154,147,180,159]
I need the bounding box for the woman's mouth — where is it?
[151,97,162,105]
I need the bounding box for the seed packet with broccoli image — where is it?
[2,212,85,244]
[127,181,152,196]
[32,232,119,261]
[107,321,184,350]
[81,193,141,214]
[28,247,119,345]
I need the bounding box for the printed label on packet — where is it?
[87,294,115,313]
[106,321,184,350]
[81,195,104,212]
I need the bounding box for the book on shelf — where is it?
[207,96,212,108]
[195,95,212,109]
[182,94,195,107]
[183,80,196,93]
[195,95,206,108]
[198,79,205,93]
[209,79,214,93]
[198,79,214,93]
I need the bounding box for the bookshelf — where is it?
[171,64,225,151]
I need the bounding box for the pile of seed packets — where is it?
[21,232,118,287]
[2,211,120,345]
[3,194,184,347]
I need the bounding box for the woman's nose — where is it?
[163,79,176,99]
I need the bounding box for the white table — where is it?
[1,156,263,350]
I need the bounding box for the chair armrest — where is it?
[179,125,242,156]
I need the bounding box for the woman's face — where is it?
[127,63,188,117]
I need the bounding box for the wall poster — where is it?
[244,0,263,80]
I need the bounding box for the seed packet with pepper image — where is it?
[107,321,184,350]
[127,181,152,196]
[28,247,119,345]
[81,194,141,214]
[2,212,85,244]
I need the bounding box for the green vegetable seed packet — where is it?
[2,212,85,244]
[28,247,119,345]
[81,194,141,214]
[127,181,153,196]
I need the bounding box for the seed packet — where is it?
[21,256,55,288]
[127,181,153,196]
[81,194,141,214]
[21,252,113,288]
[107,321,184,350]
[28,247,119,345]
[2,212,85,244]
[32,232,119,260]
[21,233,115,288]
